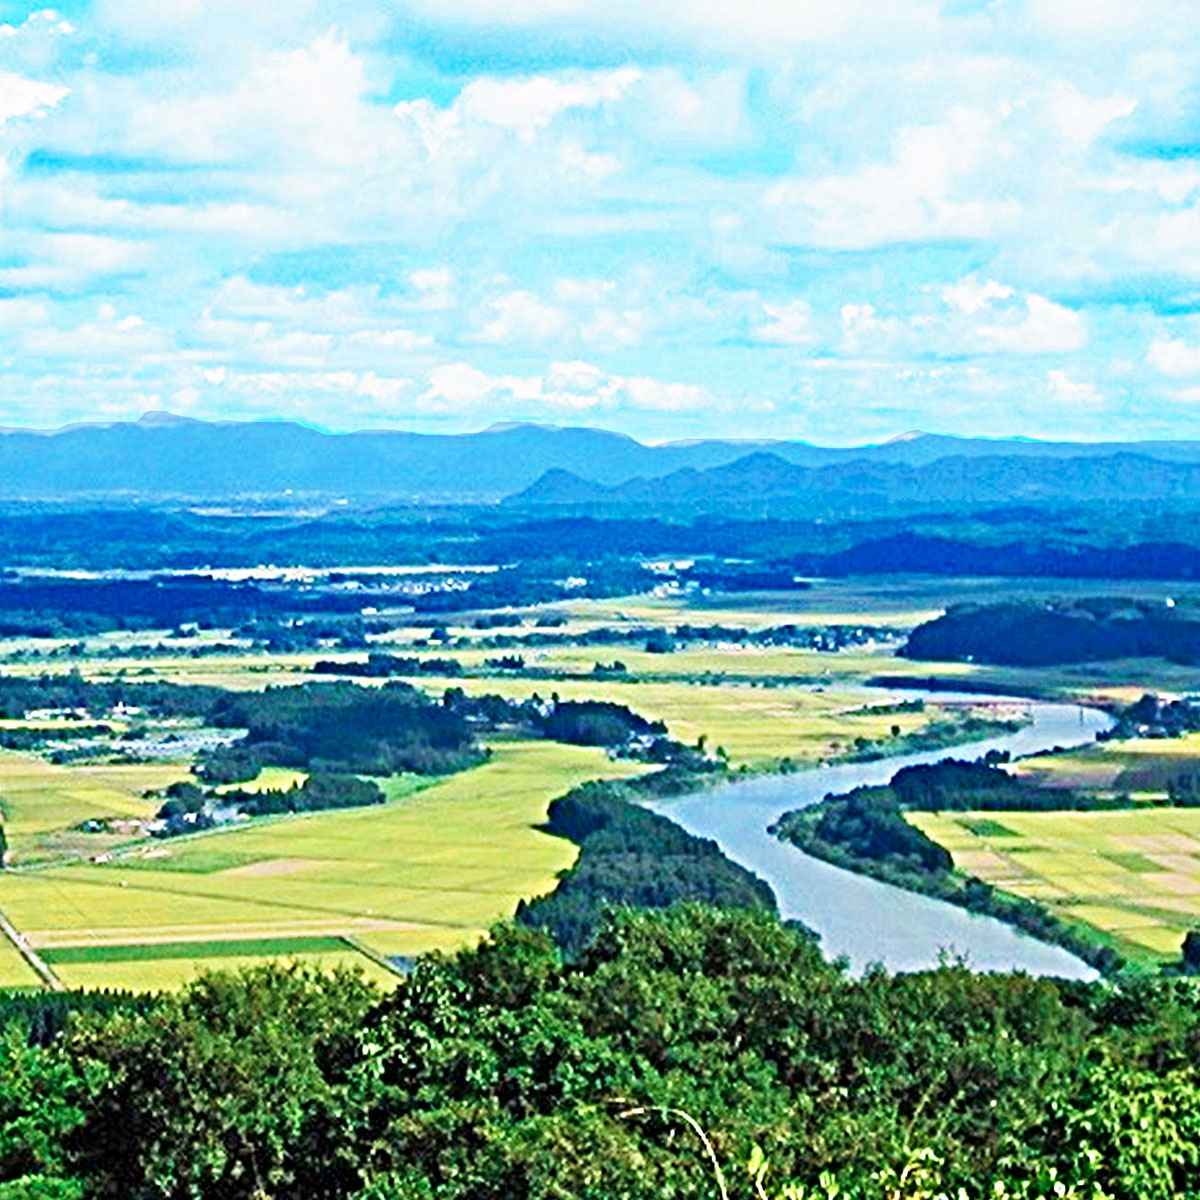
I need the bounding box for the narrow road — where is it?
[0,905,63,991]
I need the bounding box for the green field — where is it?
[0,740,643,989]
[40,934,350,963]
[911,807,1200,961]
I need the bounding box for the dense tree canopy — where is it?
[2,908,1200,1198]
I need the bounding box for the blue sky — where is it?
[3,1,1200,442]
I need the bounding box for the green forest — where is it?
[3,905,1200,1199]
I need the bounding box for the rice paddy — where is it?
[0,740,643,990]
[0,755,187,863]
[406,675,940,767]
[1016,732,1200,796]
[910,806,1200,962]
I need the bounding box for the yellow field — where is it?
[0,936,41,988]
[216,767,309,795]
[911,807,1200,961]
[0,741,643,988]
[408,676,939,766]
[49,950,400,994]
[0,755,188,862]
[1017,732,1200,795]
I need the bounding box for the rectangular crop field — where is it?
[0,754,188,863]
[910,807,1200,962]
[48,950,401,993]
[0,740,643,989]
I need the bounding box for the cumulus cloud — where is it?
[763,108,1020,250]
[1148,337,1200,377]
[420,359,710,414]
[1047,368,1103,406]
[942,277,1014,315]
[25,304,169,358]
[474,291,566,344]
[978,295,1087,354]
[0,70,67,125]
[754,300,815,345]
[453,68,640,142]
[1,0,1200,437]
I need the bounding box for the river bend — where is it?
[641,691,1113,980]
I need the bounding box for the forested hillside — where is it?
[3,906,1200,1199]
[903,598,1200,666]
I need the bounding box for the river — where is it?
[641,691,1114,980]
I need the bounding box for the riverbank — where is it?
[639,692,1112,977]
[770,803,1126,976]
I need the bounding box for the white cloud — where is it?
[410,268,455,311]
[347,328,433,351]
[1045,82,1136,149]
[0,70,67,125]
[0,231,148,290]
[978,295,1087,353]
[839,303,905,353]
[25,304,168,358]
[197,364,411,403]
[208,277,375,329]
[419,359,710,414]
[763,108,1020,249]
[1148,337,1200,377]
[1047,368,1102,406]
[942,277,1014,315]
[0,10,76,39]
[620,375,708,411]
[755,299,815,344]
[475,290,566,344]
[0,298,48,327]
[455,68,641,142]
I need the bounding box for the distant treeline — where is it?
[904,597,1200,666]
[1106,692,1200,740]
[197,681,694,785]
[313,652,465,678]
[221,774,383,819]
[0,673,221,720]
[16,502,1200,583]
[772,758,1127,975]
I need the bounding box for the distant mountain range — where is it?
[9,411,1200,505]
[509,450,1200,513]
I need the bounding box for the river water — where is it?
[641,691,1114,980]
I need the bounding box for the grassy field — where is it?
[0,755,189,863]
[49,950,400,993]
[0,936,41,988]
[407,675,942,767]
[0,740,643,989]
[447,643,903,681]
[1016,732,1200,796]
[910,807,1200,962]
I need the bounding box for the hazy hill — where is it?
[11,412,1200,502]
[510,450,1200,513]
